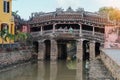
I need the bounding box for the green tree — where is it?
[98,7,120,21]
[15,30,28,42]
[15,30,31,48]
[12,11,19,17]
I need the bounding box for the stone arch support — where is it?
[89,41,95,60]
[38,40,45,60]
[76,39,83,62]
[50,39,58,61]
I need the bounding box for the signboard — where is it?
[104,25,120,48]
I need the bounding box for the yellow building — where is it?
[0,0,14,44]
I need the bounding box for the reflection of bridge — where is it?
[29,8,111,61]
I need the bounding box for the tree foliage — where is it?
[98,7,120,21]
[0,29,29,43]
[0,28,14,42]
[12,10,19,17]
[15,30,28,42]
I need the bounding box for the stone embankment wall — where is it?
[0,50,34,69]
[100,50,120,80]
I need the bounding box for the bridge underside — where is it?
[33,38,101,61]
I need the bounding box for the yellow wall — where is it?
[0,0,14,44]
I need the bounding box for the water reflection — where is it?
[0,60,85,80]
[37,61,45,80]
[50,61,57,80]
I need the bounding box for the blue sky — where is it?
[12,0,120,20]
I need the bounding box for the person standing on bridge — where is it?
[64,26,68,33]
[69,27,73,34]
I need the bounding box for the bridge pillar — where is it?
[50,39,58,61]
[76,39,83,61]
[76,39,83,80]
[89,41,95,60]
[38,40,45,60]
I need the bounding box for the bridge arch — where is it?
[36,37,102,61]
[57,39,77,60]
[95,42,101,57]
[83,40,90,61]
[32,41,39,59]
[44,40,51,60]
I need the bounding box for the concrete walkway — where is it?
[88,59,115,80]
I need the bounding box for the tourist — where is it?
[69,27,73,34]
[64,26,68,33]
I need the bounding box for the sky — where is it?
[12,0,120,20]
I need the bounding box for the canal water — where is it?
[0,60,87,80]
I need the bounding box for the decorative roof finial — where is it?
[66,6,74,12]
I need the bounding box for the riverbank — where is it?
[0,49,35,72]
[89,59,114,80]
[101,49,120,80]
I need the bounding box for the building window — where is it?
[3,0,10,13]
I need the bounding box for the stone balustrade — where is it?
[100,49,120,80]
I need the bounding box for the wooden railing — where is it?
[30,32,41,37]
[43,30,53,34]
[30,29,104,41]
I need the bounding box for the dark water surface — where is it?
[0,60,85,80]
